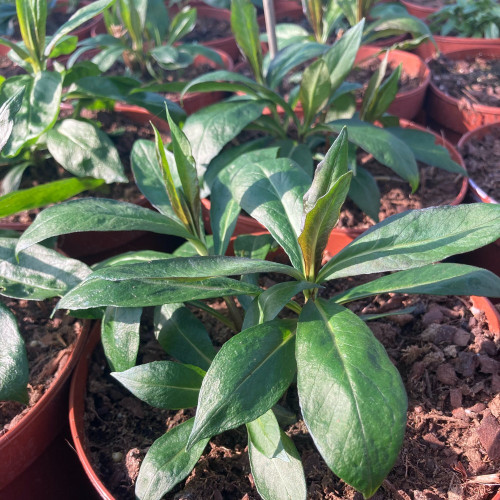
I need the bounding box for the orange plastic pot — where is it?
[0,319,91,493]
[425,47,500,136]
[69,295,500,499]
[400,0,439,19]
[454,123,500,286]
[354,45,430,120]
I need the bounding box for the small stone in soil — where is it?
[477,412,500,460]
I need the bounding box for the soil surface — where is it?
[336,153,464,231]
[0,296,85,435]
[459,128,500,201]
[347,57,422,100]
[429,55,500,108]
[0,54,26,78]
[183,16,232,43]
[81,286,500,499]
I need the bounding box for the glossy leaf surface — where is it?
[0,87,24,153]
[296,299,407,498]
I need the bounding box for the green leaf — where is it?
[135,418,209,500]
[249,428,307,500]
[242,280,318,329]
[16,199,193,253]
[187,319,296,447]
[0,237,91,300]
[231,0,263,83]
[334,264,500,303]
[318,204,500,282]
[296,299,407,498]
[327,117,419,191]
[101,306,142,372]
[246,409,283,458]
[92,250,174,270]
[299,129,351,280]
[47,34,77,59]
[112,361,203,409]
[168,6,197,44]
[16,0,46,67]
[183,100,266,174]
[228,158,310,272]
[0,177,106,218]
[130,139,175,218]
[0,302,28,403]
[299,58,331,131]
[323,20,364,93]
[386,127,467,175]
[0,87,24,153]
[348,165,381,222]
[46,119,127,183]
[233,234,276,260]
[44,0,116,57]
[0,72,62,157]
[155,303,216,371]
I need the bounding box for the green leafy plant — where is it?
[429,0,500,38]
[12,112,500,499]
[179,0,465,221]
[72,0,223,82]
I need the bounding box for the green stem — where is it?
[285,300,302,315]
[187,301,237,331]
[224,296,243,331]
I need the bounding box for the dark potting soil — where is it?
[82,287,500,500]
[0,296,85,435]
[347,57,422,100]
[0,54,26,78]
[429,55,500,108]
[336,154,464,230]
[182,16,232,43]
[459,128,500,201]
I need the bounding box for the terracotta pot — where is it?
[354,45,430,120]
[0,44,10,57]
[415,27,500,59]
[454,123,500,288]
[0,319,91,492]
[257,0,304,25]
[69,294,500,498]
[400,0,439,19]
[425,47,500,136]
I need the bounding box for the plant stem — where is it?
[187,301,238,331]
[224,296,243,331]
[285,300,302,315]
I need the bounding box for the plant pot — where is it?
[354,45,430,120]
[324,119,468,260]
[69,294,500,498]
[0,318,91,492]
[453,123,500,288]
[425,47,500,136]
[400,0,439,19]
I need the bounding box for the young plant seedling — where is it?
[12,113,500,499]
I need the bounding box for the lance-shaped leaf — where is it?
[242,280,317,329]
[318,204,500,282]
[323,20,364,92]
[112,361,204,410]
[135,418,209,500]
[0,87,24,153]
[327,117,419,191]
[155,303,216,371]
[16,199,193,254]
[0,72,62,157]
[299,58,331,131]
[165,107,201,232]
[296,299,407,498]
[0,303,28,404]
[187,319,297,447]
[46,119,127,183]
[101,306,142,372]
[0,177,105,218]
[246,409,283,459]
[16,0,46,66]
[228,158,309,272]
[44,0,115,57]
[249,428,307,500]
[183,100,266,174]
[348,164,381,222]
[0,237,91,300]
[333,264,500,304]
[231,0,263,83]
[298,129,351,280]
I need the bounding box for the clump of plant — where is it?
[179,0,465,222]
[429,0,500,38]
[73,0,224,83]
[13,110,500,499]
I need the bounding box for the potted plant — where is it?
[14,119,500,499]
[415,0,500,59]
